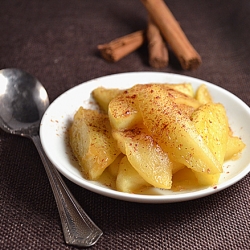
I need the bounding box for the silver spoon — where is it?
[0,68,103,247]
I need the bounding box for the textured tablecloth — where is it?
[0,0,250,249]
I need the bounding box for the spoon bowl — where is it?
[0,68,102,247]
[0,68,49,136]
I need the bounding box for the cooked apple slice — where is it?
[163,82,194,97]
[172,167,199,191]
[112,126,173,189]
[190,103,229,186]
[116,155,151,193]
[69,107,120,180]
[108,84,147,131]
[92,86,122,113]
[191,103,229,164]
[224,134,245,161]
[195,84,213,104]
[137,84,222,175]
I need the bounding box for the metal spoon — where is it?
[0,68,103,247]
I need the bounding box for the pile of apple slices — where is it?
[69,83,245,193]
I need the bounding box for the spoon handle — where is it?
[31,135,103,247]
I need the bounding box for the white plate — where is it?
[40,72,250,203]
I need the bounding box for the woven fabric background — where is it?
[0,0,250,249]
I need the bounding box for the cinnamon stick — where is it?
[147,16,169,68]
[141,0,201,70]
[97,30,145,62]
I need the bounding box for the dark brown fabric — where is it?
[0,0,250,249]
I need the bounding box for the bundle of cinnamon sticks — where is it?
[97,0,201,70]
